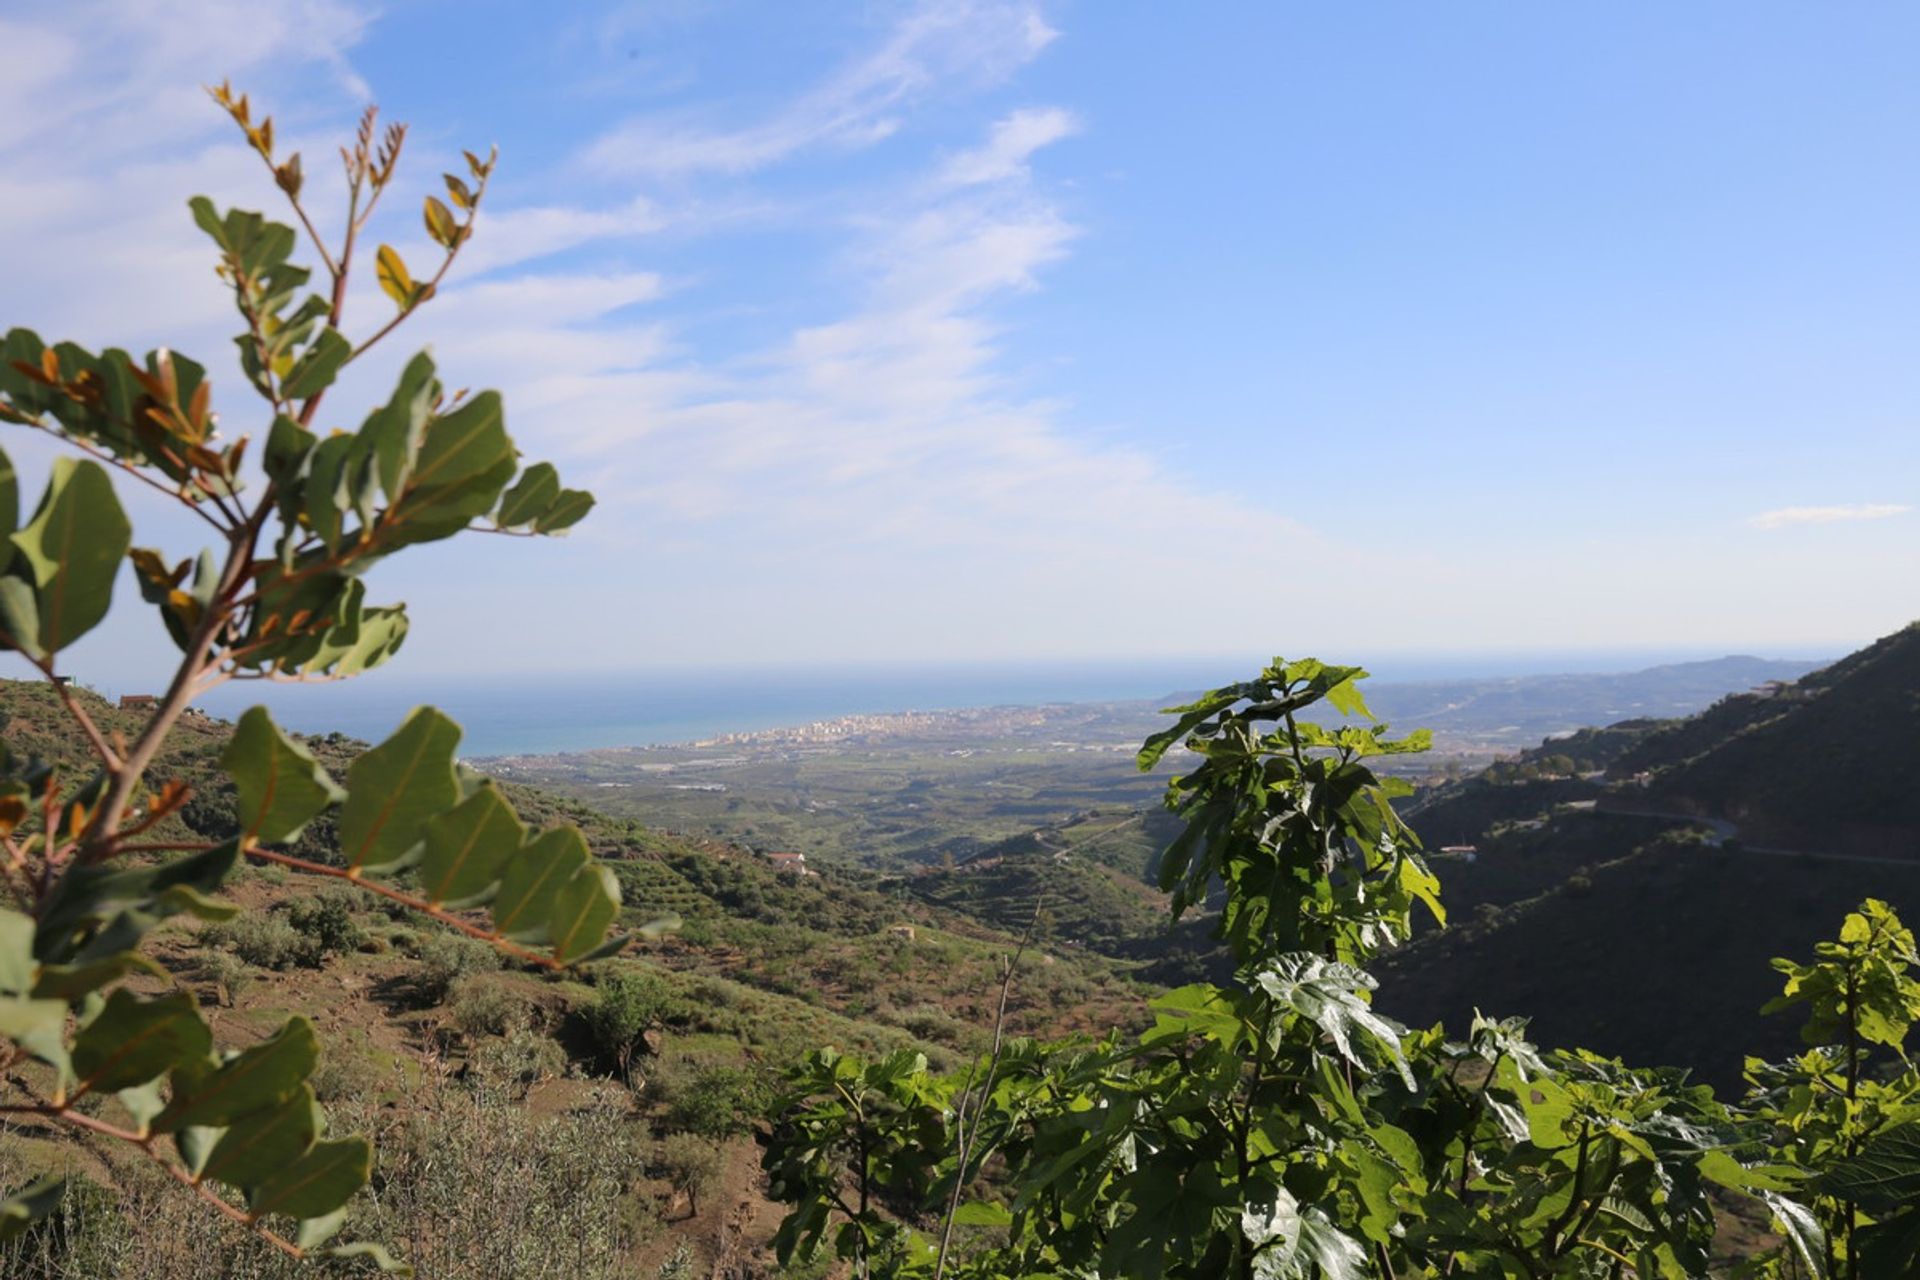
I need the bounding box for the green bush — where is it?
[195,949,254,1004]
[199,913,319,971]
[582,967,689,1067]
[447,977,534,1040]
[470,1028,568,1092]
[413,932,503,1004]
[284,889,363,955]
[655,1060,778,1139]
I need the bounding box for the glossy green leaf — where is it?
[1252,955,1413,1088]
[338,708,462,875]
[418,783,524,907]
[491,825,589,943]
[11,457,131,654]
[1242,1187,1369,1280]
[223,707,344,843]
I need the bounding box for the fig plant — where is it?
[0,88,626,1271]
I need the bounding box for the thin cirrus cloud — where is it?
[1748,503,1911,530]
[580,0,1059,179]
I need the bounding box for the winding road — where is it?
[1593,802,1914,869]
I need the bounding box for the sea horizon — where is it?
[177,646,1838,758]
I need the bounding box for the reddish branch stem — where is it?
[242,846,566,969]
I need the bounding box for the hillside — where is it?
[1376,623,1920,1086]
[1622,622,1920,855]
[0,679,1153,1277]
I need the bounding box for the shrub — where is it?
[199,914,319,971]
[655,1061,779,1139]
[284,889,363,955]
[446,977,534,1040]
[582,967,688,1068]
[651,1132,723,1220]
[413,932,503,1004]
[195,949,254,1005]
[470,1029,568,1093]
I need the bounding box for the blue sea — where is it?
[189,648,1760,758]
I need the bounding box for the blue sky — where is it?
[0,1,1915,684]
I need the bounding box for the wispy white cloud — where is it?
[581,0,1058,178]
[1749,503,1910,530]
[939,106,1079,186]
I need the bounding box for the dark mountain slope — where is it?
[1625,623,1920,855]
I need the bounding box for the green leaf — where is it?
[153,883,239,922]
[417,783,524,908]
[248,1136,370,1220]
[1242,1186,1369,1280]
[496,462,559,528]
[549,863,622,963]
[0,908,35,993]
[0,998,71,1077]
[295,1205,348,1249]
[534,488,595,534]
[200,1085,321,1190]
[407,391,511,494]
[117,1079,167,1133]
[952,1200,1013,1227]
[1252,955,1413,1088]
[358,352,438,504]
[279,327,350,400]
[338,708,462,875]
[1761,1191,1828,1280]
[263,414,316,487]
[71,989,210,1093]
[0,444,16,534]
[491,826,589,943]
[11,457,131,654]
[223,707,345,844]
[156,1016,318,1132]
[0,1175,66,1243]
[0,576,40,657]
[302,433,358,551]
[32,951,168,999]
[1812,1122,1920,1213]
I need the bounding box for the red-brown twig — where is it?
[242,846,569,969]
